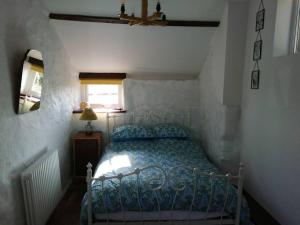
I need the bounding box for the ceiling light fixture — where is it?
[119,0,167,26]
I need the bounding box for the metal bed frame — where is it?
[85,108,244,225]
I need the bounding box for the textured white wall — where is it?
[198,50,241,172]
[240,1,300,224]
[209,3,228,104]
[0,0,79,224]
[124,79,202,137]
[200,1,247,107]
[198,1,248,172]
[72,79,201,140]
[223,2,248,106]
[123,79,200,109]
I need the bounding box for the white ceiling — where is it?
[42,0,226,78]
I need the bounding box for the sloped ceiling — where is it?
[42,0,225,78]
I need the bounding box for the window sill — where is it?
[72,109,127,114]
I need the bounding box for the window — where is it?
[81,84,124,111]
[273,0,300,56]
[79,73,126,111]
[293,0,300,53]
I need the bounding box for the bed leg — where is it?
[235,163,244,225]
[87,163,93,225]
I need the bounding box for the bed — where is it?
[80,109,250,225]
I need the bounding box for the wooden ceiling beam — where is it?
[49,13,220,27]
[79,73,127,80]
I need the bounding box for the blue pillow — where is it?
[153,123,190,139]
[112,124,155,141]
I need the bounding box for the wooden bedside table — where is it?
[72,132,102,177]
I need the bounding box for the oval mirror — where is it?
[18,50,44,114]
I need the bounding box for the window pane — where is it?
[88,85,118,95]
[87,84,119,107]
[31,72,43,93]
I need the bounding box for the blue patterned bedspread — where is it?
[80,138,250,224]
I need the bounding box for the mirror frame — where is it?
[17,49,44,114]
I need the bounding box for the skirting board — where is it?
[61,179,72,198]
[243,190,280,225]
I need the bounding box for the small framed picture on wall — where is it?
[256,9,265,31]
[251,70,260,89]
[253,40,263,61]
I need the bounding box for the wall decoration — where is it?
[251,0,265,90]
[256,9,265,31]
[253,40,263,60]
[251,69,260,89]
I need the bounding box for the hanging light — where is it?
[119,0,168,26]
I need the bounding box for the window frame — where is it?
[273,0,300,56]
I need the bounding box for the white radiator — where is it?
[21,150,62,225]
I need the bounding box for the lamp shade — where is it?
[79,108,98,121]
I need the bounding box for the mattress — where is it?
[80,138,249,225]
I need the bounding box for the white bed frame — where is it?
[86,108,244,225]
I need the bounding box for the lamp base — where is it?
[85,121,93,135]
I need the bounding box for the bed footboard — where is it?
[86,163,244,225]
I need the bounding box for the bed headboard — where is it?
[106,107,191,142]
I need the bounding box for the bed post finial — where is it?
[238,163,244,178]
[187,107,191,128]
[106,112,110,144]
[87,162,92,178]
[87,162,93,225]
[239,162,244,169]
[235,162,245,225]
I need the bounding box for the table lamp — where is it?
[79,108,98,135]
